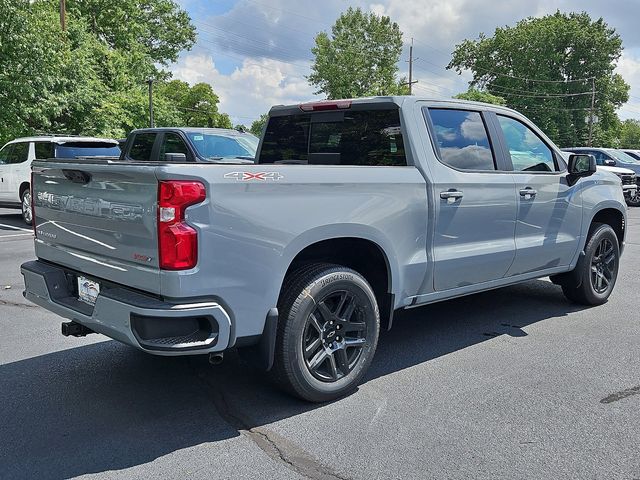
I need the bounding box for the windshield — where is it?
[186,132,258,160]
[606,149,640,165]
[55,142,121,158]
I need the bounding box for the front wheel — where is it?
[21,189,32,226]
[561,223,620,305]
[272,263,380,402]
[626,189,640,207]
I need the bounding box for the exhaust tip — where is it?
[208,352,224,365]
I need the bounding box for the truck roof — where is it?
[6,136,119,145]
[270,95,524,117]
[129,127,255,137]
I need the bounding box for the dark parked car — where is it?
[119,128,259,163]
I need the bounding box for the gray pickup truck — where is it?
[22,97,627,402]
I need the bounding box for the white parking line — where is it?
[0,233,32,238]
[0,223,32,232]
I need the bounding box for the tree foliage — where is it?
[448,11,629,147]
[617,119,640,149]
[454,88,506,106]
[309,7,406,99]
[250,114,269,137]
[0,0,230,144]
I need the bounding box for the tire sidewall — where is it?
[284,269,379,400]
[21,190,32,226]
[582,225,619,302]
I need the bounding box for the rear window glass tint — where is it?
[55,142,120,158]
[259,109,407,166]
[129,134,156,161]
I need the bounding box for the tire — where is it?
[20,188,32,226]
[561,223,620,305]
[272,263,380,402]
[626,189,640,207]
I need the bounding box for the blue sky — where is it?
[172,0,640,127]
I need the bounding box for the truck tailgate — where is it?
[32,160,161,293]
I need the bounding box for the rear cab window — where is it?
[259,107,407,166]
[55,142,120,158]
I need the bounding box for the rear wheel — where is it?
[561,223,619,305]
[21,189,32,226]
[273,263,380,402]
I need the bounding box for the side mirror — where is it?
[164,152,187,162]
[603,158,616,166]
[568,154,596,183]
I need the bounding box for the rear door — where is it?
[495,114,582,276]
[423,107,517,291]
[32,160,161,293]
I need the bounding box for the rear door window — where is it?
[128,134,157,161]
[259,108,407,166]
[35,142,54,159]
[427,109,496,171]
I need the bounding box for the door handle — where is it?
[519,188,537,199]
[440,190,464,203]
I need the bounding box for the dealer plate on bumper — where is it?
[78,276,100,305]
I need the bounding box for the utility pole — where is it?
[59,0,66,31]
[147,78,155,128]
[588,77,595,146]
[405,38,418,95]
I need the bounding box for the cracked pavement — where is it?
[1,208,639,479]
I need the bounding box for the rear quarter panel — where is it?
[156,163,428,340]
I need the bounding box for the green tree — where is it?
[454,88,506,105]
[157,80,230,128]
[250,114,269,136]
[448,11,629,147]
[618,119,640,149]
[68,0,196,65]
[308,7,405,99]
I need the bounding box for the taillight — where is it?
[157,181,206,270]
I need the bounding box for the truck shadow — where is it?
[0,279,589,479]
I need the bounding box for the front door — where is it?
[425,107,518,291]
[495,115,582,275]
[0,143,15,202]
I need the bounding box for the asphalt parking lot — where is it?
[0,207,639,480]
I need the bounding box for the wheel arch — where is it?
[19,182,30,197]
[279,226,402,329]
[589,206,626,253]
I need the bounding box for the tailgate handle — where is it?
[62,169,92,184]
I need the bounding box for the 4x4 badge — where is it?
[224,172,283,181]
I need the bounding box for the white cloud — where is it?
[172,54,319,124]
[170,0,640,123]
[616,50,640,119]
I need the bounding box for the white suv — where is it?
[0,136,120,224]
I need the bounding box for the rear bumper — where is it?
[21,260,232,356]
